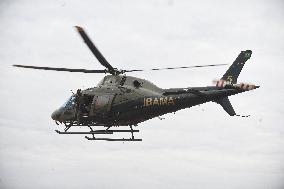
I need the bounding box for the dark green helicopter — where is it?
[13,26,259,141]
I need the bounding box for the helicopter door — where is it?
[91,94,115,118]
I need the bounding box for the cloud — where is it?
[0,0,284,188]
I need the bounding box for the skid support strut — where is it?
[130,125,134,139]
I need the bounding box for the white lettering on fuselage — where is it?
[143,97,175,107]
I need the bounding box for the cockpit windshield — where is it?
[61,95,76,108]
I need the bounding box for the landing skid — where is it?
[55,125,142,141]
[85,137,142,141]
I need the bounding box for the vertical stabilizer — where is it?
[215,97,236,116]
[221,50,252,84]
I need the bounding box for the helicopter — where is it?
[13,26,259,141]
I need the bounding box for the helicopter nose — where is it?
[51,109,61,121]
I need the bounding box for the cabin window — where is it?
[133,80,142,88]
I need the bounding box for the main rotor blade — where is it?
[124,63,228,72]
[75,26,115,74]
[13,65,107,73]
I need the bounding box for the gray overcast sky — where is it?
[0,0,284,188]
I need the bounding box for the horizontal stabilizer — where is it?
[215,97,236,116]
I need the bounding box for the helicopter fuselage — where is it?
[51,74,244,127]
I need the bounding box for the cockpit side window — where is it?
[61,95,76,108]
